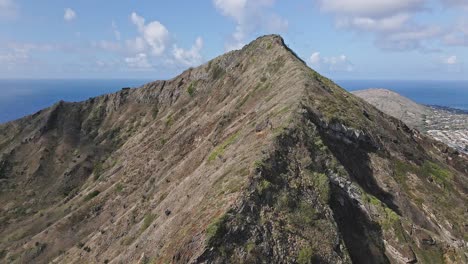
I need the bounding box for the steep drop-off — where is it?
[0,35,467,264]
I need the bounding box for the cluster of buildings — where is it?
[425,107,468,154]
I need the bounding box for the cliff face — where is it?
[0,35,467,264]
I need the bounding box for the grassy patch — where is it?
[361,192,399,230]
[93,162,103,181]
[207,132,240,162]
[151,107,159,119]
[84,190,100,202]
[290,201,317,227]
[312,172,329,204]
[115,183,124,193]
[165,114,174,127]
[141,213,156,232]
[246,241,255,253]
[187,81,197,97]
[421,161,452,187]
[394,159,453,190]
[256,179,272,195]
[297,245,314,264]
[211,64,225,80]
[206,215,228,245]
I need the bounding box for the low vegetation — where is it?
[207,132,240,162]
[84,190,100,202]
[141,213,156,232]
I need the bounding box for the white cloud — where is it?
[0,0,17,19]
[91,40,121,52]
[125,53,152,69]
[442,55,458,65]
[64,8,76,22]
[126,37,146,53]
[0,42,56,70]
[213,0,288,51]
[130,12,169,56]
[317,0,445,52]
[319,0,424,17]
[309,51,354,72]
[438,54,462,73]
[172,37,203,66]
[112,21,121,40]
[337,13,410,32]
[310,52,321,64]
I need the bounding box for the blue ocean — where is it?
[0,79,467,123]
[336,80,468,111]
[0,79,152,123]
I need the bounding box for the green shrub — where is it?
[290,201,317,227]
[187,82,196,97]
[141,213,156,232]
[84,190,100,201]
[151,107,159,119]
[165,114,174,127]
[297,246,314,264]
[115,183,124,192]
[93,162,103,181]
[206,215,228,245]
[256,179,272,195]
[211,64,225,80]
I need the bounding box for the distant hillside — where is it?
[0,36,467,264]
[353,88,468,154]
[352,88,430,130]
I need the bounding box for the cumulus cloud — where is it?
[125,53,152,69]
[0,42,56,71]
[438,55,462,73]
[172,37,203,66]
[442,55,457,65]
[319,0,424,18]
[317,0,447,52]
[213,0,288,51]
[0,0,17,19]
[309,51,354,72]
[64,8,76,22]
[130,12,169,56]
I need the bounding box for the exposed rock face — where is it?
[0,35,467,264]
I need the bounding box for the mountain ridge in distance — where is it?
[353,88,468,154]
[0,35,467,264]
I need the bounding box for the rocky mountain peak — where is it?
[0,35,466,264]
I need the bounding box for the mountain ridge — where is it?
[0,35,467,264]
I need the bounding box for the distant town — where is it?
[424,106,468,154]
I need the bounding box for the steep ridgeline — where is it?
[0,35,467,264]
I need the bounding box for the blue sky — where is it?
[0,0,467,80]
